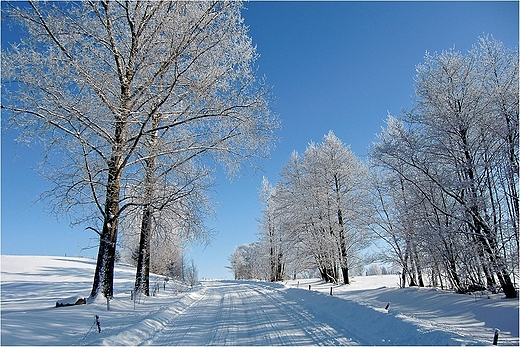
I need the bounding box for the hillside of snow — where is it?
[1,255,518,345]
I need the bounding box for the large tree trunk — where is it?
[90,162,122,298]
[91,102,127,298]
[474,216,517,298]
[333,174,350,286]
[134,115,159,295]
[446,257,462,292]
[462,131,516,298]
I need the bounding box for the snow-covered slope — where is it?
[283,278,519,345]
[1,255,518,345]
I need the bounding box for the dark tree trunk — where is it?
[269,242,276,282]
[498,273,517,299]
[475,219,517,298]
[134,115,159,295]
[336,216,349,284]
[91,229,109,298]
[135,207,152,296]
[482,258,496,289]
[402,247,410,287]
[460,130,517,298]
[90,105,127,298]
[447,258,462,292]
[90,163,122,298]
[319,267,327,282]
[334,175,350,286]
[341,266,349,285]
[411,244,425,287]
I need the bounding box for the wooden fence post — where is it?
[95,315,101,333]
[493,329,500,345]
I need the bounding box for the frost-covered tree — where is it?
[131,145,214,296]
[183,258,198,287]
[371,36,518,298]
[258,177,293,282]
[2,1,278,298]
[310,131,372,284]
[228,243,268,280]
[249,132,372,283]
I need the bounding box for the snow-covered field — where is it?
[1,255,518,346]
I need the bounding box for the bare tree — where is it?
[371,36,518,298]
[2,1,278,298]
[313,132,372,284]
[184,259,199,288]
[228,243,269,280]
[249,132,372,284]
[132,151,214,295]
[258,177,288,282]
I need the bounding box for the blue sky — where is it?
[2,1,518,279]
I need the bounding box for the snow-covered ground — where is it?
[1,255,518,346]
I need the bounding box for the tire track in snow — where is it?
[246,284,357,345]
[142,280,358,345]
[142,286,221,345]
[227,283,309,345]
[97,288,208,346]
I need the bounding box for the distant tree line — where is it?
[229,36,518,298]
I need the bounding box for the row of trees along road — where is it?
[230,36,518,299]
[2,1,279,298]
[230,132,373,285]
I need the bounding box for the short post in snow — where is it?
[493,328,500,345]
[308,285,311,290]
[330,287,333,296]
[95,315,101,333]
[385,302,390,310]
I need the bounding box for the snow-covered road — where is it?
[2,256,517,346]
[143,281,355,346]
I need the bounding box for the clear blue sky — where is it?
[2,1,518,279]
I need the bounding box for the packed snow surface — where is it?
[1,255,518,345]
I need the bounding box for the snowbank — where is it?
[283,277,519,345]
[1,255,201,346]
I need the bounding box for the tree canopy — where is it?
[2,0,279,298]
